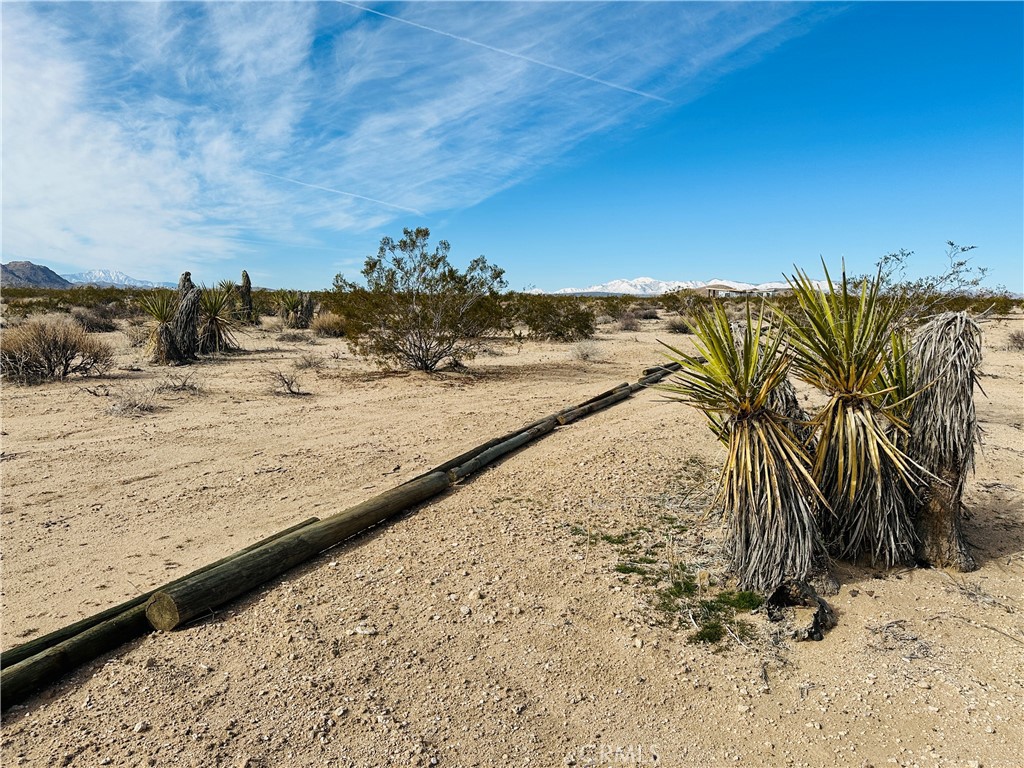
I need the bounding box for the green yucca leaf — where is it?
[658,301,827,591]
[138,290,177,324]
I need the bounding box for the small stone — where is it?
[916,681,931,689]
[460,606,472,616]
[633,638,643,648]
[354,625,378,636]
[737,705,750,713]
[143,657,157,669]
[468,590,482,601]
[133,721,151,733]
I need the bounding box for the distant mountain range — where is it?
[60,269,177,289]
[1,261,73,289]
[0,262,178,290]
[552,276,806,296]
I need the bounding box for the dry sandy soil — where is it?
[1,313,1022,768]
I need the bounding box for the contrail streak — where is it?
[254,170,424,216]
[336,1,670,104]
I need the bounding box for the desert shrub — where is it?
[636,308,660,320]
[512,294,595,342]
[267,369,305,396]
[618,311,641,331]
[595,314,615,326]
[310,312,346,338]
[153,371,203,395]
[666,316,692,334]
[293,353,326,371]
[70,306,117,333]
[107,386,156,417]
[659,305,825,593]
[0,315,114,383]
[123,320,149,348]
[334,227,508,371]
[1008,330,1024,351]
[276,331,308,343]
[572,342,603,362]
[775,266,919,566]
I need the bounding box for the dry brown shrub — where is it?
[310,312,347,338]
[0,315,113,384]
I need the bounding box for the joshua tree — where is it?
[172,272,201,361]
[907,312,982,571]
[238,270,256,325]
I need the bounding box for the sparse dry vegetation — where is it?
[0,315,113,384]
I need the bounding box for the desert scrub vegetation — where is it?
[70,306,117,333]
[1008,329,1024,352]
[617,311,641,332]
[277,290,315,329]
[666,316,692,334]
[332,227,508,371]
[510,294,595,342]
[310,311,346,338]
[0,315,114,383]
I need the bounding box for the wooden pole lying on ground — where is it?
[0,517,322,706]
[1,516,321,670]
[145,472,451,631]
[2,361,683,709]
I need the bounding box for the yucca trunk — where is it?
[907,312,981,571]
[721,416,826,593]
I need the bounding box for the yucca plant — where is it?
[139,290,182,365]
[774,265,920,566]
[907,312,982,571]
[198,285,239,354]
[659,303,826,593]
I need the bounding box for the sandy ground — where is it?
[1,313,1022,768]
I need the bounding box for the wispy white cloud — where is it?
[2,1,818,280]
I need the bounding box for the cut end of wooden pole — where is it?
[145,593,182,632]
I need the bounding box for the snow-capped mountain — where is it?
[551,276,826,296]
[61,269,176,289]
[554,277,704,296]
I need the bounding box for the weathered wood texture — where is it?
[1,517,320,670]
[146,472,451,631]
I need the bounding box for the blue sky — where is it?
[3,2,1022,292]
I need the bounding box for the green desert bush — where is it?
[512,294,595,342]
[0,315,114,383]
[1008,330,1024,352]
[334,227,508,371]
[138,290,182,365]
